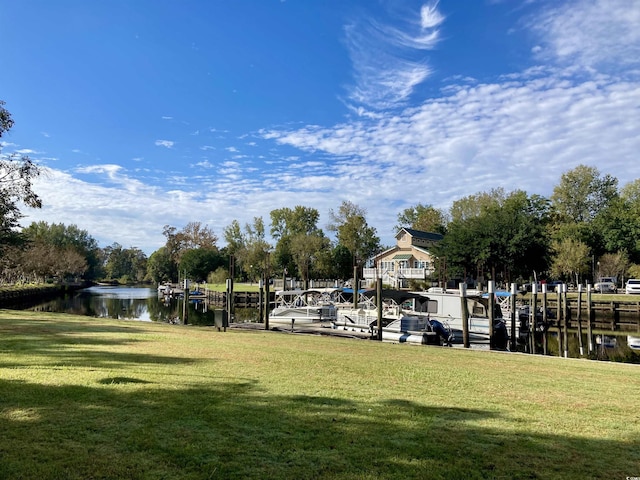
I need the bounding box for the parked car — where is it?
[625,279,640,294]
[594,277,617,293]
[545,280,563,292]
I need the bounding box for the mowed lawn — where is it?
[0,309,638,479]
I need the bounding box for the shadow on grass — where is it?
[0,376,637,480]
[0,317,198,369]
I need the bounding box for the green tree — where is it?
[179,248,225,282]
[163,222,218,265]
[103,243,148,283]
[0,101,42,259]
[591,179,640,263]
[22,222,101,280]
[270,206,325,281]
[395,203,447,234]
[224,217,271,282]
[449,188,507,223]
[436,190,550,285]
[147,246,175,284]
[327,201,380,270]
[551,165,618,223]
[549,238,591,285]
[290,232,331,288]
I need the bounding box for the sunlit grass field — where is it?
[1,309,638,479]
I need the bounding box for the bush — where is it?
[207,267,228,285]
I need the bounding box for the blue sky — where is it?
[1,0,639,255]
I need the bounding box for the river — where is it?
[13,285,229,326]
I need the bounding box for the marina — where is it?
[3,281,640,360]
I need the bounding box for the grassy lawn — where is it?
[1,309,639,479]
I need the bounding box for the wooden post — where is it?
[557,285,563,357]
[541,283,548,355]
[530,283,538,354]
[510,283,517,352]
[376,276,383,341]
[258,279,264,323]
[488,281,495,350]
[224,278,230,332]
[264,276,270,331]
[229,256,235,322]
[563,283,569,358]
[353,265,359,309]
[460,284,469,348]
[183,277,189,325]
[577,284,584,356]
[587,284,593,354]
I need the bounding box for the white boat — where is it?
[334,289,453,345]
[411,288,509,347]
[268,288,339,327]
[627,335,640,350]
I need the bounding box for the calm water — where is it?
[16,285,229,326]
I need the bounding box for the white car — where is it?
[594,277,617,293]
[625,279,640,294]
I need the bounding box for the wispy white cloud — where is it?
[529,0,640,70]
[15,148,42,155]
[76,164,123,178]
[344,1,443,109]
[155,140,175,148]
[262,69,640,231]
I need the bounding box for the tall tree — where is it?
[147,246,175,284]
[163,222,218,262]
[549,238,591,285]
[0,101,42,258]
[270,206,324,279]
[395,203,447,234]
[327,201,380,268]
[436,190,550,285]
[103,243,148,282]
[179,248,225,282]
[224,217,271,282]
[290,232,331,288]
[592,178,640,263]
[449,188,507,223]
[551,165,618,223]
[22,222,101,280]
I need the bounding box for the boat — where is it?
[627,335,640,350]
[410,288,509,348]
[334,289,454,345]
[268,288,340,327]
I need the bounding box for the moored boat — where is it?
[411,288,509,348]
[268,288,340,327]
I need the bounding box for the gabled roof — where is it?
[396,227,444,242]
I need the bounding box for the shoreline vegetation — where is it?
[1,280,637,301]
[1,308,638,479]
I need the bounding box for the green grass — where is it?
[1,309,639,479]
[203,282,261,293]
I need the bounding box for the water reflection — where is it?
[19,286,256,327]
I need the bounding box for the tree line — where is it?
[2,100,640,288]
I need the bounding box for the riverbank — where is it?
[0,282,91,307]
